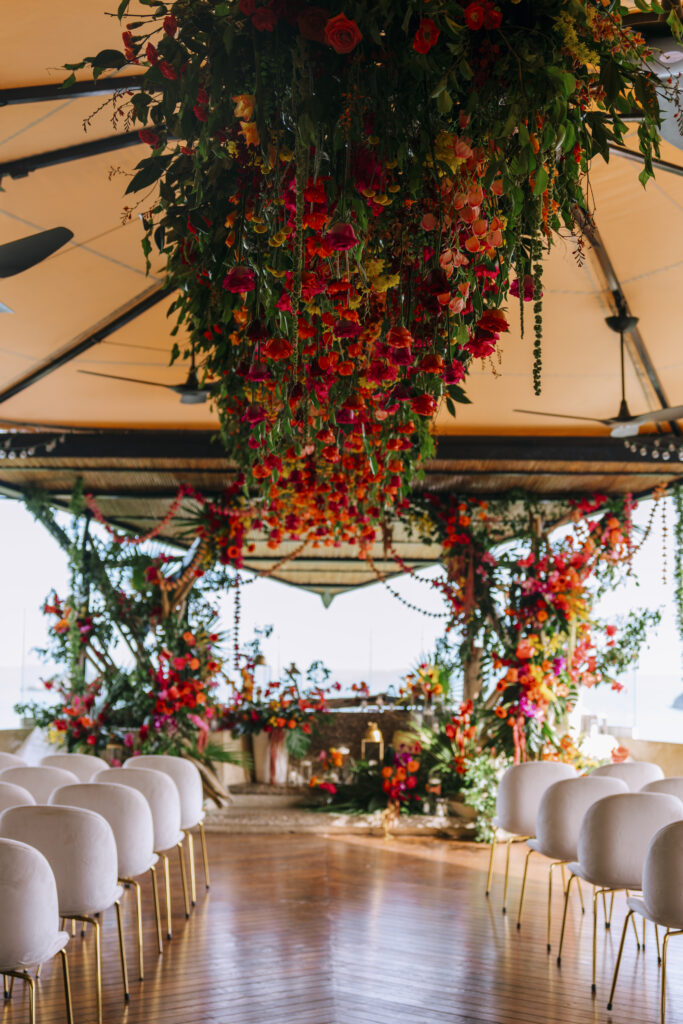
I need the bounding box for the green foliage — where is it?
[458,753,506,843]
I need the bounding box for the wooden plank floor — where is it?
[3,834,681,1024]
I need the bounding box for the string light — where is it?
[0,433,67,460]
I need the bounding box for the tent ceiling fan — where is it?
[515,310,683,438]
[0,227,74,312]
[78,345,219,405]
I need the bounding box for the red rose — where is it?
[222,266,256,292]
[297,6,328,42]
[239,0,257,12]
[193,104,208,121]
[386,326,413,349]
[163,13,177,35]
[477,308,508,334]
[146,42,158,64]
[325,222,358,251]
[159,60,177,80]
[410,394,437,417]
[138,128,161,147]
[324,13,362,54]
[484,5,502,29]
[413,17,440,55]
[464,2,486,29]
[252,5,278,30]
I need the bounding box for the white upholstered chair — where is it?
[0,781,36,814]
[0,804,129,1024]
[128,754,209,903]
[641,777,683,801]
[51,781,163,976]
[0,837,73,1024]
[516,775,628,947]
[40,752,110,782]
[557,791,683,994]
[101,766,189,938]
[487,761,576,911]
[0,766,78,804]
[590,760,664,792]
[607,819,683,1023]
[0,752,27,770]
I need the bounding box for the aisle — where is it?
[5,834,681,1024]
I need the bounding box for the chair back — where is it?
[41,752,110,782]
[641,777,683,801]
[0,804,120,917]
[103,767,181,853]
[0,765,79,804]
[129,754,203,829]
[641,820,683,929]
[577,792,683,889]
[0,752,27,770]
[0,838,63,971]
[535,776,628,862]
[0,781,36,814]
[590,761,664,792]
[495,761,576,836]
[50,782,155,879]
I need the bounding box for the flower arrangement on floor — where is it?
[221,659,335,758]
[66,0,675,546]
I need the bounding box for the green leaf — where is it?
[447,384,471,405]
[61,73,76,90]
[436,89,453,114]
[91,48,128,70]
[125,155,171,194]
[532,166,548,196]
[286,728,312,759]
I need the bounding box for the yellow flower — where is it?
[372,273,400,292]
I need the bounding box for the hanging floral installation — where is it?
[68,0,675,541]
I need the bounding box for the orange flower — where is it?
[189,657,200,671]
[381,766,393,778]
[407,759,419,773]
[232,94,255,120]
[183,631,196,645]
[239,119,260,147]
[494,706,507,719]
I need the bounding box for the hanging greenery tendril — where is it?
[673,484,683,653]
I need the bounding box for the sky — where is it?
[0,493,681,742]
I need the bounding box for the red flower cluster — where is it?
[463,1,502,31]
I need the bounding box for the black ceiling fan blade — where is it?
[627,404,683,427]
[513,408,613,425]
[78,370,174,391]
[0,228,74,278]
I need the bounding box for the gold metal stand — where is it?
[161,853,173,940]
[185,830,197,906]
[177,840,190,919]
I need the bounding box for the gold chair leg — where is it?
[607,909,633,1011]
[592,887,601,994]
[661,930,683,1024]
[485,835,497,896]
[607,890,615,929]
[516,848,533,930]
[35,964,41,979]
[655,923,662,965]
[3,975,8,1000]
[114,900,130,1001]
[576,877,585,913]
[59,949,74,1024]
[626,890,641,948]
[557,871,577,966]
[150,864,163,953]
[162,853,173,940]
[185,830,197,906]
[199,821,210,891]
[177,841,190,919]
[69,916,101,1024]
[27,973,35,1024]
[547,861,564,952]
[134,880,144,980]
[502,838,513,913]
